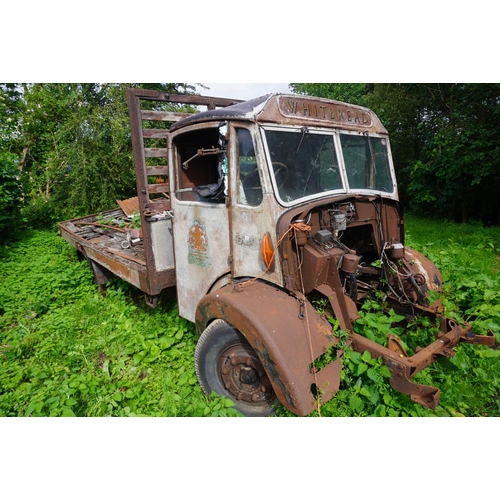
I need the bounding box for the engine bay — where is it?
[279,197,442,320]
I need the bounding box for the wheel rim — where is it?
[218,343,274,405]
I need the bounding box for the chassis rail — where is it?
[349,319,495,408]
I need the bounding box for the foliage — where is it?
[2,81,500,418]
[290,83,373,107]
[404,215,500,343]
[0,83,23,143]
[3,83,500,227]
[1,83,196,228]
[1,217,499,417]
[392,84,500,224]
[0,151,23,240]
[1,85,25,240]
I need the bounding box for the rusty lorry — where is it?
[58,88,495,416]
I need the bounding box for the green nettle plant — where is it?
[0,230,241,417]
[0,216,499,417]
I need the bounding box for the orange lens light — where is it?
[260,232,275,271]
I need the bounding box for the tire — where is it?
[195,319,278,416]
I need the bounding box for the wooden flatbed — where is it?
[58,206,175,304]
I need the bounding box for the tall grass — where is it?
[405,215,500,341]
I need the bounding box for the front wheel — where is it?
[195,319,278,416]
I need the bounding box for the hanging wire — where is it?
[291,223,322,416]
[380,242,415,314]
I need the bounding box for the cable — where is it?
[237,220,311,289]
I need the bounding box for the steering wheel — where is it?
[241,167,260,189]
[272,162,289,190]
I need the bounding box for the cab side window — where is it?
[237,128,263,206]
[174,126,226,203]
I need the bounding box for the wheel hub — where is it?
[219,344,274,404]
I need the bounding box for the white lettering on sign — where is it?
[279,98,372,127]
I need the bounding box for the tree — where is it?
[0,84,25,240]
[386,84,500,223]
[0,151,22,240]
[14,83,195,225]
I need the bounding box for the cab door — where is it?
[227,124,284,287]
[170,122,231,322]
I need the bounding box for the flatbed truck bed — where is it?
[59,206,175,303]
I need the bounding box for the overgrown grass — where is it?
[0,230,240,417]
[405,215,500,341]
[1,218,499,417]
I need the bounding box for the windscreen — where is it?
[264,128,394,204]
[340,133,393,193]
[264,129,342,203]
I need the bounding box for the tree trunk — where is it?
[18,147,29,173]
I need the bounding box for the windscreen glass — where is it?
[340,133,393,192]
[264,128,394,204]
[264,129,342,203]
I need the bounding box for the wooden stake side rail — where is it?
[125,88,244,299]
[59,89,244,303]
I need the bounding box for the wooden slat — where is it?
[142,128,170,139]
[146,165,168,176]
[148,183,170,194]
[146,199,171,212]
[141,110,191,122]
[145,148,169,158]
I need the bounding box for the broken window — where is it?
[174,125,227,203]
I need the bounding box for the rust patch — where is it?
[117,197,139,217]
[195,281,344,415]
[252,339,296,410]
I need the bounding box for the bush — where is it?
[20,197,57,230]
[0,152,23,241]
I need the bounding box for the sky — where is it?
[195,83,292,101]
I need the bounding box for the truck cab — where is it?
[168,94,398,319]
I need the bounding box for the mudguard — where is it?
[195,280,342,416]
[403,247,443,313]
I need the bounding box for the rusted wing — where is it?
[196,280,344,416]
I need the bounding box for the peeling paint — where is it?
[188,219,209,267]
